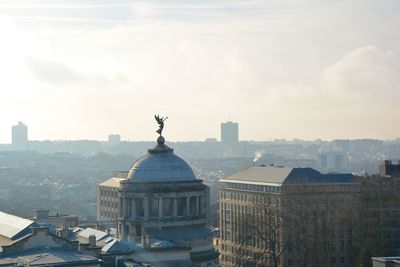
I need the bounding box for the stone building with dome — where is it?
[97,130,218,266]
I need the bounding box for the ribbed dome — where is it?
[127,138,196,183]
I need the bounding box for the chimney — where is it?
[60,228,71,239]
[89,235,96,248]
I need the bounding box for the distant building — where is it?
[29,209,78,228]
[219,165,357,267]
[379,160,400,177]
[221,121,239,157]
[318,151,347,170]
[319,154,328,169]
[108,134,121,146]
[11,121,28,150]
[97,171,128,221]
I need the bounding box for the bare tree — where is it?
[353,175,400,267]
[234,177,400,267]
[244,204,286,267]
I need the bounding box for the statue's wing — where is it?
[155,114,161,124]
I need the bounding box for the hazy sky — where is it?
[0,0,399,142]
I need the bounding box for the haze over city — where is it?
[0,0,399,142]
[2,2,400,267]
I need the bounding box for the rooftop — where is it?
[222,166,292,186]
[78,227,108,242]
[0,248,100,266]
[146,225,214,241]
[99,177,125,188]
[126,137,196,183]
[101,239,136,254]
[0,211,36,240]
[221,165,355,186]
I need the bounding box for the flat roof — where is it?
[221,166,292,185]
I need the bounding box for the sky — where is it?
[0,0,399,142]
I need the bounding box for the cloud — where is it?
[25,56,128,88]
[0,3,131,9]
[1,1,400,142]
[322,46,400,97]
[257,45,400,139]
[25,56,85,85]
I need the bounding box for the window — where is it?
[135,198,144,217]
[190,196,196,215]
[198,196,202,214]
[128,199,132,217]
[224,204,231,223]
[177,197,186,216]
[163,198,174,217]
[119,197,123,216]
[149,198,159,217]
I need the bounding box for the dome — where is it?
[127,138,196,183]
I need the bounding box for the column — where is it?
[186,196,190,216]
[127,198,132,218]
[195,196,199,215]
[144,197,149,219]
[131,198,136,219]
[119,197,123,217]
[173,198,178,217]
[123,197,128,218]
[159,197,163,219]
[199,196,202,215]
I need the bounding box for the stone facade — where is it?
[97,172,127,221]
[118,181,209,240]
[219,165,357,267]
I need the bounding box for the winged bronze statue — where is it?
[154,114,168,136]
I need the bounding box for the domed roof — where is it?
[127,137,196,183]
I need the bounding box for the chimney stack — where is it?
[89,235,96,248]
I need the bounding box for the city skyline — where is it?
[1,0,400,142]
[2,120,400,143]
